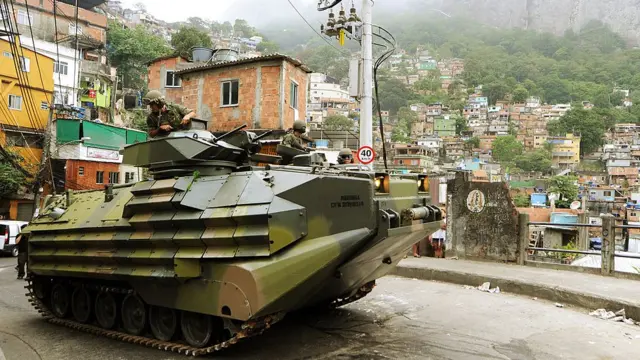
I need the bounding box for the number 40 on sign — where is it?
[357,146,375,165]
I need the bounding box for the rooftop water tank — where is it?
[212,48,239,63]
[192,47,214,62]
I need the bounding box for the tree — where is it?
[465,136,480,149]
[547,109,605,155]
[171,26,213,58]
[0,162,26,198]
[547,175,579,208]
[323,115,354,131]
[512,85,529,103]
[453,115,468,135]
[256,41,279,53]
[491,135,523,163]
[515,148,552,172]
[107,21,171,89]
[234,19,255,37]
[513,193,531,207]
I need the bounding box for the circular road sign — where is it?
[357,146,375,165]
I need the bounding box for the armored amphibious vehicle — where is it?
[24,125,442,356]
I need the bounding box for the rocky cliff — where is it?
[415,0,640,44]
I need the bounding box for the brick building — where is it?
[147,54,311,132]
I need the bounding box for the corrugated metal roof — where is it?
[176,54,313,76]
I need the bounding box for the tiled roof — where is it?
[176,53,312,75]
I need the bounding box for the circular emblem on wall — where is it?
[466,190,486,213]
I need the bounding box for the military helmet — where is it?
[293,120,306,132]
[143,90,165,105]
[338,148,353,164]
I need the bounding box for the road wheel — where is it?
[50,283,70,318]
[95,292,118,329]
[180,311,218,348]
[71,287,92,323]
[149,306,178,341]
[11,247,18,257]
[121,294,147,335]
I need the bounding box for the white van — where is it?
[0,220,28,257]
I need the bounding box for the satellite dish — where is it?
[570,201,581,210]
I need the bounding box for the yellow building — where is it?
[0,38,54,220]
[0,37,54,172]
[548,133,581,169]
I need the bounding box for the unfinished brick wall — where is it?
[179,60,309,132]
[65,160,119,191]
[147,57,187,105]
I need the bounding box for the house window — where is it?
[604,191,612,197]
[2,51,11,58]
[17,10,32,25]
[221,80,239,106]
[78,167,84,176]
[108,172,119,184]
[40,101,48,110]
[165,70,181,87]
[8,95,22,110]
[96,171,104,184]
[125,172,136,183]
[290,81,299,109]
[54,61,68,75]
[20,57,30,72]
[69,23,83,35]
[4,132,43,148]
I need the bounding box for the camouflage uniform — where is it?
[146,103,194,137]
[281,133,306,150]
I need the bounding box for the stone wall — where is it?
[446,172,521,262]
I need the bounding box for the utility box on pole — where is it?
[348,57,362,99]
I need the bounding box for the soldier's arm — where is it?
[147,117,160,138]
[177,105,196,121]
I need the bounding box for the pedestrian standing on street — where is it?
[15,224,29,280]
[430,220,447,258]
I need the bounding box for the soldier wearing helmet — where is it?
[281,120,309,151]
[144,90,196,138]
[337,148,354,164]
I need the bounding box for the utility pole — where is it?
[359,0,373,149]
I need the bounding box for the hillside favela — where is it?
[1,1,640,359]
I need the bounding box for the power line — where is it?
[286,0,350,55]
[20,0,51,104]
[51,0,69,104]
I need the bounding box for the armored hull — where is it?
[24,129,442,356]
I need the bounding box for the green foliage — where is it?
[256,41,279,53]
[515,148,552,172]
[171,26,213,58]
[513,193,531,207]
[390,106,417,142]
[454,115,468,135]
[126,109,149,132]
[0,160,27,198]
[547,175,579,208]
[107,21,171,89]
[512,85,529,103]
[547,109,605,155]
[465,136,480,149]
[323,115,354,131]
[234,19,256,37]
[492,135,523,163]
[295,44,350,83]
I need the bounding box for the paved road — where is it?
[0,257,638,360]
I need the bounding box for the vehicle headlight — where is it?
[375,178,381,190]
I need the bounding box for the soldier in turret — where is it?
[337,148,354,164]
[281,120,309,151]
[143,90,196,138]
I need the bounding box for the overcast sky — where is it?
[119,0,238,23]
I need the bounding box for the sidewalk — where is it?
[392,257,640,319]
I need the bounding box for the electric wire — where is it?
[287,0,350,55]
[3,0,45,130]
[51,0,67,103]
[20,0,51,104]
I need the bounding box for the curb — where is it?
[391,265,640,320]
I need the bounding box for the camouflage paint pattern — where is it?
[26,132,442,322]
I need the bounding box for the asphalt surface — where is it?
[0,256,639,360]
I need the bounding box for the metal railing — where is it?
[518,213,640,277]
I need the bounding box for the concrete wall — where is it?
[446,172,520,262]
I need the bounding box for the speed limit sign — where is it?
[357,145,375,165]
